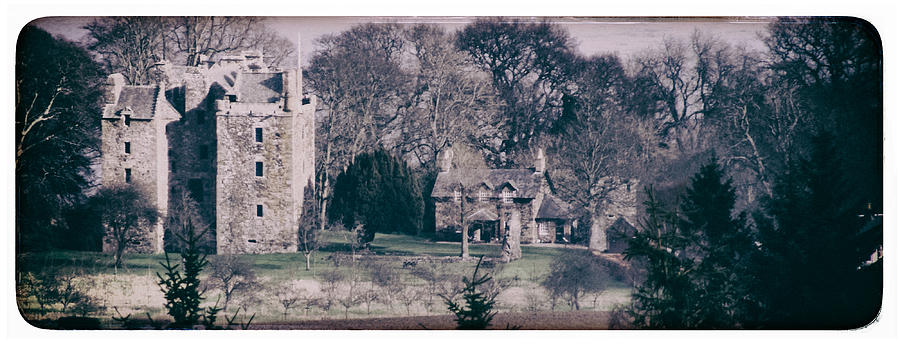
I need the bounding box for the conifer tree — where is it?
[625,159,754,328]
[329,149,424,246]
[678,159,754,328]
[752,133,875,328]
[157,219,208,328]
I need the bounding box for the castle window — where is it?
[255,128,263,143]
[478,190,488,202]
[199,145,209,159]
[501,190,515,204]
[538,222,549,236]
[256,205,263,217]
[125,168,132,183]
[453,190,461,202]
[124,142,131,154]
[188,179,203,203]
[124,115,131,127]
[256,161,263,177]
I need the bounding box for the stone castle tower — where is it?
[100,49,315,255]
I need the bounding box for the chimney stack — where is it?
[534,148,546,174]
[440,147,453,173]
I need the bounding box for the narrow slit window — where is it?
[125,168,132,183]
[255,128,263,143]
[256,205,263,217]
[124,142,131,154]
[255,161,263,177]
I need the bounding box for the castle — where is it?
[100,50,315,254]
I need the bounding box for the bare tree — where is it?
[205,255,260,312]
[549,55,651,244]
[84,17,295,74]
[318,268,344,316]
[273,282,300,321]
[168,17,291,67]
[90,184,159,269]
[395,24,498,170]
[84,17,170,85]
[165,188,211,253]
[456,18,578,165]
[306,23,408,231]
[337,266,363,319]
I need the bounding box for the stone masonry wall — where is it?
[164,74,218,252]
[100,116,161,253]
[589,178,639,252]
[216,108,298,254]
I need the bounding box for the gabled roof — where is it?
[111,86,157,119]
[536,194,573,220]
[606,217,638,238]
[238,72,282,103]
[467,209,499,221]
[431,169,542,198]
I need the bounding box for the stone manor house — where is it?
[100,51,315,254]
[431,148,639,254]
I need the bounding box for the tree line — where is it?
[15,16,882,328]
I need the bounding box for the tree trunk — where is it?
[461,223,469,258]
[305,252,312,271]
[587,200,607,253]
[573,291,581,311]
[114,236,125,269]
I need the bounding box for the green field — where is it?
[16,230,632,326]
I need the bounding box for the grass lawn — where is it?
[16,230,632,326]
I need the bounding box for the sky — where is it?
[31,16,771,67]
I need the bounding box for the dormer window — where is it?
[453,190,461,202]
[478,190,488,202]
[121,107,133,126]
[501,190,515,204]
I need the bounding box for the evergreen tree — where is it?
[752,133,876,328]
[157,219,208,328]
[678,159,754,328]
[329,149,424,246]
[625,160,754,328]
[625,187,698,328]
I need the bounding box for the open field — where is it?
[16,231,631,328]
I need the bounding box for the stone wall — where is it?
[164,74,217,252]
[588,178,639,253]
[216,108,298,254]
[100,115,162,253]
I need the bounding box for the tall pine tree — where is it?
[752,133,877,328]
[626,159,754,328]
